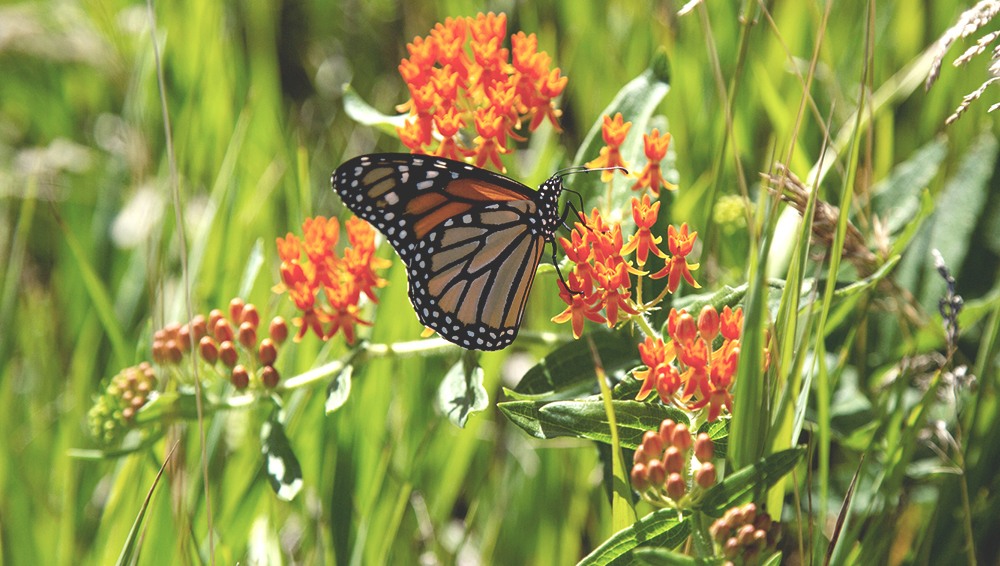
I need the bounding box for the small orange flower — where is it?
[622,195,666,266]
[651,224,701,293]
[632,129,677,196]
[634,336,677,401]
[551,275,606,338]
[585,113,631,181]
[472,106,508,171]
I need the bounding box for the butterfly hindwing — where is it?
[332,153,555,350]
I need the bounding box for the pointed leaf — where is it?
[578,509,690,565]
[508,329,641,400]
[261,416,304,501]
[696,447,805,517]
[498,399,687,448]
[437,355,488,428]
[324,364,352,414]
[342,84,408,135]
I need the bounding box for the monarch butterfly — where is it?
[332,153,600,351]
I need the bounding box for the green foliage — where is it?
[3,1,1000,564]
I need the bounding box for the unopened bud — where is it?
[672,424,692,451]
[695,462,717,488]
[695,433,714,462]
[642,430,664,456]
[199,336,218,364]
[646,459,666,486]
[698,305,720,341]
[228,297,245,323]
[659,419,676,445]
[261,365,280,388]
[258,338,278,366]
[231,365,250,389]
[630,463,649,491]
[213,318,234,343]
[664,446,684,474]
[219,341,238,368]
[665,472,686,499]
[238,321,257,349]
[240,303,260,327]
[269,316,289,344]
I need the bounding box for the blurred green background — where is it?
[2,0,999,563]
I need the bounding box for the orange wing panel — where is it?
[446,178,531,202]
[413,201,471,239]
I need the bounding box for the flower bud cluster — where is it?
[154,298,288,390]
[629,419,716,506]
[87,362,157,443]
[709,503,780,565]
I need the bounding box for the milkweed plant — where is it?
[82,8,986,565]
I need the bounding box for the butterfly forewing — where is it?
[331,153,557,350]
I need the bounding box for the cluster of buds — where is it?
[709,503,780,565]
[395,12,567,170]
[87,362,157,443]
[634,305,743,421]
[154,298,289,390]
[630,419,716,505]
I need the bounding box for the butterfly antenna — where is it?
[554,164,629,178]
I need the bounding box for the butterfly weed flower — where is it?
[650,223,702,295]
[276,216,387,344]
[621,194,666,266]
[394,12,566,172]
[585,113,632,181]
[552,194,704,340]
[632,129,677,196]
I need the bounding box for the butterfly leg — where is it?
[549,239,582,296]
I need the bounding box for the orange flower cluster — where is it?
[276,216,389,344]
[633,305,744,421]
[396,12,567,171]
[583,113,677,195]
[551,200,701,339]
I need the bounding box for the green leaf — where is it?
[437,352,488,428]
[115,442,179,566]
[508,329,641,400]
[261,415,304,501]
[869,136,947,238]
[920,131,998,309]
[578,509,690,565]
[498,399,688,447]
[695,447,805,517]
[698,419,730,460]
[342,83,408,135]
[324,364,352,415]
